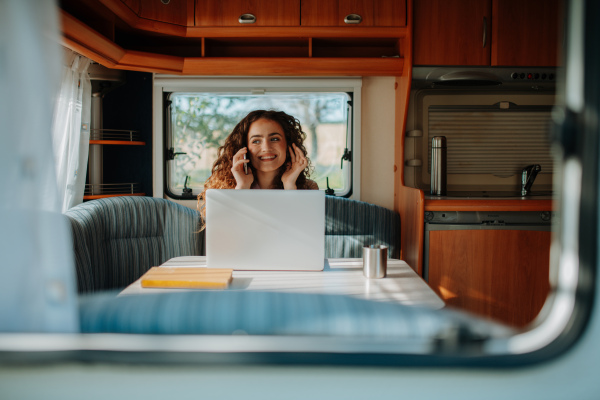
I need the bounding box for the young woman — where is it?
[198,110,318,218]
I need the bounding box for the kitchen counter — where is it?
[424,196,555,211]
[396,185,556,278]
[423,191,555,212]
[424,190,554,200]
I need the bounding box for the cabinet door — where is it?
[414,0,492,66]
[196,0,300,26]
[129,0,194,26]
[301,0,406,27]
[427,229,550,327]
[492,0,562,66]
[374,0,406,27]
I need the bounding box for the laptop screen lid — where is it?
[205,189,325,271]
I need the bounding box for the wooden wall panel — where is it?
[394,0,421,274]
[397,187,425,275]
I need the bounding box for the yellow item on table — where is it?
[140,267,233,289]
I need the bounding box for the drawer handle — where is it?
[482,17,487,48]
[239,13,256,24]
[344,14,362,24]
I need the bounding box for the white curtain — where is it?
[0,0,79,332]
[52,49,91,213]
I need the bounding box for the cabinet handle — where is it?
[239,13,256,24]
[344,14,362,24]
[483,17,487,48]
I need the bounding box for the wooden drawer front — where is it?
[301,0,406,27]
[196,0,300,26]
[122,0,193,26]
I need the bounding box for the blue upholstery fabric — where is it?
[80,291,437,336]
[325,196,400,259]
[66,197,204,293]
[79,291,512,337]
[66,195,399,293]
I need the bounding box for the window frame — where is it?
[152,77,363,201]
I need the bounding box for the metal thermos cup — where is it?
[363,245,388,279]
[430,136,447,196]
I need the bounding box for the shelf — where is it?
[204,37,309,57]
[181,57,403,76]
[312,37,402,58]
[83,193,145,200]
[84,183,144,200]
[89,140,145,145]
[90,129,144,145]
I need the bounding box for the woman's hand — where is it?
[281,143,308,190]
[232,147,253,189]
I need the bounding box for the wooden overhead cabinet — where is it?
[59,0,409,75]
[414,0,561,66]
[491,0,562,66]
[413,0,492,66]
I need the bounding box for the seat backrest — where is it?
[324,196,400,259]
[66,195,398,292]
[66,196,204,293]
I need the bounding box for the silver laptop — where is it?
[205,189,325,271]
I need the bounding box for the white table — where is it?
[120,257,445,309]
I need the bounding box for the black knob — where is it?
[549,73,555,80]
[534,73,540,79]
[542,73,547,79]
[520,73,525,79]
[511,72,519,79]
[540,211,551,222]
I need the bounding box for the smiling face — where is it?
[247,118,288,173]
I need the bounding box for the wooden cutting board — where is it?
[140,267,233,289]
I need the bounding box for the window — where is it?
[155,78,362,198]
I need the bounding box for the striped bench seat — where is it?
[66,196,400,293]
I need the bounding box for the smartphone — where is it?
[243,153,248,175]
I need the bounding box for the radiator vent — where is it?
[427,106,554,176]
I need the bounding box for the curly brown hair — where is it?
[197,110,314,221]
